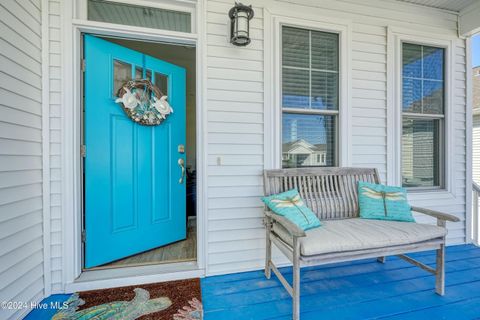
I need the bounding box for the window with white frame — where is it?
[87,0,192,33]
[401,42,445,188]
[281,26,339,168]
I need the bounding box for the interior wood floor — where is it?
[202,244,480,320]
[100,222,197,268]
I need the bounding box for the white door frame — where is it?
[61,0,208,292]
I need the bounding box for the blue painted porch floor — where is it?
[26,244,480,319]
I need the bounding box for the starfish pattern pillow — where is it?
[262,189,321,231]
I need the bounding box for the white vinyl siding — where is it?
[206,1,265,274]
[206,0,467,276]
[37,0,469,283]
[473,115,480,184]
[0,0,45,319]
[48,0,63,293]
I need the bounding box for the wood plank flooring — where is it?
[201,244,480,320]
[99,224,196,268]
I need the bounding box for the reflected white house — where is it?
[282,139,327,167]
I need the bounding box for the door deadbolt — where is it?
[178,144,185,154]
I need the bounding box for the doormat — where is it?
[52,278,202,320]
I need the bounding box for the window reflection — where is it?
[282,114,335,168]
[401,43,444,188]
[281,26,339,169]
[402,119,440,187]
[402,44,444,115]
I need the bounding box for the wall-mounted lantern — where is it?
[228,2,254,46]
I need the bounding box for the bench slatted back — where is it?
[263,167,380,220]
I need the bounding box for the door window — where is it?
[113,59,132,95]
[155,72,169,96]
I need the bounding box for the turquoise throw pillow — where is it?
[262,189,321,231]
[358,181,415,222]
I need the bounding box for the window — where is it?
[281,26,339,168]
[88,0,192,33]
[401,43,445,188]
[113,59,131,95]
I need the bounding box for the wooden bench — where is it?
[263,167,460,320]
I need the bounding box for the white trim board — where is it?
[41,0,52,297]
[386,26,456,196]
[60,0,207,291]
[264,13,352,170]
[465,36,473,243]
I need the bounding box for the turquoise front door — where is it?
[83,35,187,268]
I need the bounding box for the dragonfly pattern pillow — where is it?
[262,189,321,231]
[358,181,415,222]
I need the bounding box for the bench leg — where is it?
[293,238,300,320]
[435,243,445,296]
[265,220,272,279]
[377,257,386,264]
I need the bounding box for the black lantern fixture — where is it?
[228,2,254,46]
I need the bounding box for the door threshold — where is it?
[86,257,197,271]
[66,261,204,293]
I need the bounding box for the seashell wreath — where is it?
[115,79,173,126]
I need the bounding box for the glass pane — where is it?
[154,72,168,95]
[146,69,152,81]
[402,43,444,115]
[282,113,336,168]
[311,31,338,71]
[135,66,143,79]
[402,43,422,78]
[311,71,338,110]
[282,68,309,108]
[422,80,443,114]
[88,0,191,33]
[113,59,132,96]
[402,118,440,187]
[282,27,309,68]
[423,46,444,80]
[402,78,422,113]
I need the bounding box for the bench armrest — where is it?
[411,206,460,223]
[264,211,306,238]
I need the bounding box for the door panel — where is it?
[84,35,186,268]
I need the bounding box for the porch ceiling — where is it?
[396,0,477,12]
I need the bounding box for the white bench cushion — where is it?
[273,218,447,256]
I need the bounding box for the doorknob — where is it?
[178,158,185,184]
